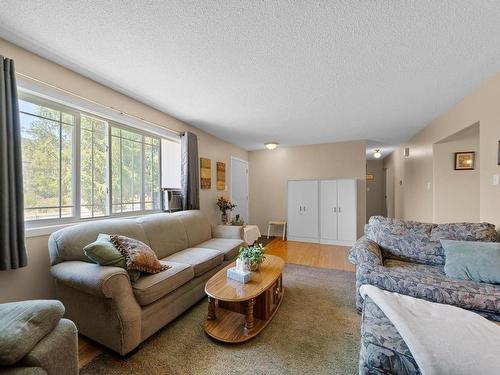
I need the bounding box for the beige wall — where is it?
[433,124,480,223]
[366,160,386,221]
[0,38,248,303]
[248,140,367,238]
[385,71,500,229]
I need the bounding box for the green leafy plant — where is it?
[238,243,266,271]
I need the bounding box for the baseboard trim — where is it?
[286,236,355,246]
[286,236,319,243]
[319,239,355,246]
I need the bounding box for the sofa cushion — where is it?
[173,210,212,247]
[431,222,497,242]
[442,240,500,284]
[83,233,140,282]
[111,235,170,274]
[0,300,64,365]
[136,213,189,259]
[195,238,244,261]
[48,218,149,266]
[132,262,194,306]
[365,216,444,266]
[165,248,224,276]
[356,259,500,316]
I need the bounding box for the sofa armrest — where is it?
[211,225,243,240]
[50,261,130,298]
[348,237,383,266]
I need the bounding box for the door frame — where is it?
[230,156,249,223]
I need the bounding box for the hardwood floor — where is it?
[265,238,355,272]
[77,238,352,368]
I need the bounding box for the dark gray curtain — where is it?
[180,131,200,210]
[0,56,27,270]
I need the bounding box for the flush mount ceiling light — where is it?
[265,142,279,150]
[373,149,382,159]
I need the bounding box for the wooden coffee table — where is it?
[204,255,285,343]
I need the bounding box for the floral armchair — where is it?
[349,216,500,321]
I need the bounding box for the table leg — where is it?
[207,296,216,320]
[245,298,255,332]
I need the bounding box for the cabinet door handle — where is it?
[338,207,342,213]
[333,207,337,213]
[299,206,302,212]
[303,206,306,212]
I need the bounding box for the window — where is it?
[110,127,161,213]
[19,93,180,224]
[20,100,75,220]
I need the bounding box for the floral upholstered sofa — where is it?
[349,216,500,321]
[360,296,421,375]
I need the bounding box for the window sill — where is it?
[25,211,163,238]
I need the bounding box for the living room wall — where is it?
[433,123,480,223]
[248,140,367,238]
[0,38,248,303]
[384,71,500,231]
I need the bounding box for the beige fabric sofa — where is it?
[48,210,244,355]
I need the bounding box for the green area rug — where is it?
[82,264,360,375]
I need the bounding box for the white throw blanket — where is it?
[360,285,500,375]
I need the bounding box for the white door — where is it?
[337,179,357,242]
[230,157,248,223]
[320,180,338,242]
[287,180,319,242]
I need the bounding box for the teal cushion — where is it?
[0,300,64,365]
[442,240,500,284]
[84,234,140,282]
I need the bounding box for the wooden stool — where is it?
[267,221,287,240]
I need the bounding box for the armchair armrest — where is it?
[348,237,383,266]
[50,261,130,298]
[212,225,243,240]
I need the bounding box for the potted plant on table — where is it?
[237,243,266,271]
[216,196,236,225]
[231,214,245,226]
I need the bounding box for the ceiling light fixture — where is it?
[373,149,382,159]
[265,142,279,150]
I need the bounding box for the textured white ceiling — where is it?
[1,1,500,151]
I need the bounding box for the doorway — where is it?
[230,157,249,223]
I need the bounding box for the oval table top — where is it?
[205,255,285,302]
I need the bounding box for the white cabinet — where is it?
[288,179,357,245]
[319,180,338,242]
[287,180,318,242]
[336,179,357,242]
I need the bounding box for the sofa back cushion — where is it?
[430,223,497,242]
[136,213,189,258]
[365,216,444,265]
[174,210,212,247]
[49,219,148,265]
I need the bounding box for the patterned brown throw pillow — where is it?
[110,235,170,274]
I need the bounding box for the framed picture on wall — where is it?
[200,157,212,189]
[454,151,475,170]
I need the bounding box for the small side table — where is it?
[267,221,287,240]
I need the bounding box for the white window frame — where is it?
[19,90,178,236]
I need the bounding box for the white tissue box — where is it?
[227,267,252,283]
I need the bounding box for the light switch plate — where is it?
[493,174,499,186]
